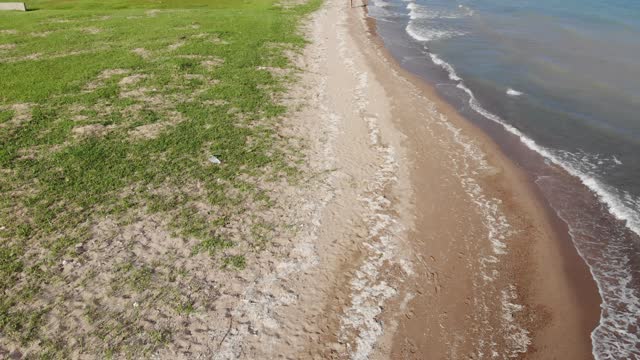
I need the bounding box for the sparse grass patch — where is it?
[0,109,13,124]
[0,0,320,356]
[222,254,247,270]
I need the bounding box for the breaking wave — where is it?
[407,2,473,20]
[406,22,465,42]
[506,88,523,96]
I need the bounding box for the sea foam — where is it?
[371,0,391,8]
[459,81,640,238]
[405,22,464,42]
[429,53,461,81]
[506,88,523,96]
[407,2,473,20]
[404,3,468,43]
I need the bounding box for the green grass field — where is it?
[0,0,319,356]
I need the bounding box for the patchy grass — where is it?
[0,0,320,357]
[222,254,247,270]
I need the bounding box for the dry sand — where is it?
[221,0,601,358]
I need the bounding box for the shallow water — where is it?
[366,0,640,358]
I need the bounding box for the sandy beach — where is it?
[234,0,602,357]
[0,0,628,357]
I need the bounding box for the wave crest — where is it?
[506,88,523,96]
[407,2,473,20]
[405,22,465,42]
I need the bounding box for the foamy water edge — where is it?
[372,0,640,357]
[418,30,640,360]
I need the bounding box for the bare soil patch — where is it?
[71,124,113,138]
[80,27,102,34]
[132,47,152,59]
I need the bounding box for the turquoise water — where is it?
[368,0,640,358]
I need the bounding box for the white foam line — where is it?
[500,285,531,355]
[341,145,403,360]
[534,176,640,360]
[405,21,465,42]
[425,100,530,357]
[506,88,523,96]
[438,118,510,259]
[412,82,531,359]
[425,48,640,239]
[371,0,391,8]
[335,10,412,359]
[455,81,640,238]
[406,2,473,20]
[429,53,461,81]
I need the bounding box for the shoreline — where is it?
[348,4,601,358]
[0,0,619,357]
[360,3,640,356]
